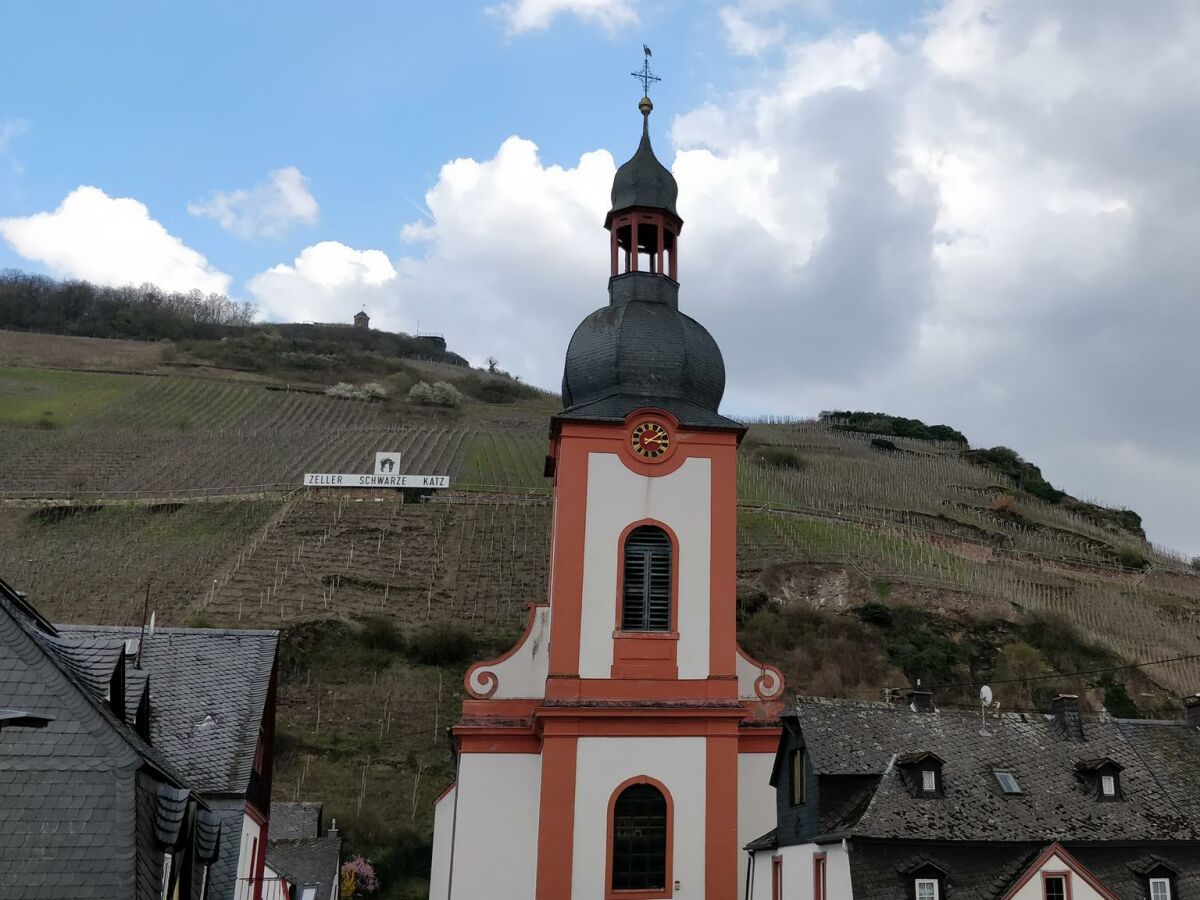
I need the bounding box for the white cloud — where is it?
[488,0,636,34]
[0,186,230,295]
[188,166,319,238]
[720,5,788,56]
[248,241,398,325]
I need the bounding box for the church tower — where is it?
[429,91,785,900]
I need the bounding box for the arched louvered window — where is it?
[611,782,668,892]
[621,525,672,632]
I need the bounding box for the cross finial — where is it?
[631,44,660,99]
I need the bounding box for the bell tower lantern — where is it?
[606,96,682,280]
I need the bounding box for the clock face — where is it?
[631,421,671,459]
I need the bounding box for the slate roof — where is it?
[846,841,1200,900]
[791,696,1200,842]
[0,578,190,899]
[268,835,341,899]
[607,103,679,221]
[59,623,278,794]
[558,277,740,432]
[270,801,323,841]
[268,802,341,900]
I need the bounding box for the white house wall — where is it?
[580,454,712,679]
[749,842,852,900]
[1006,853,1109,900]
[446,754,541,900]
[428,785,456,900]
[737,753,777,900]
[572,737,707,900]
[233,812,265,900]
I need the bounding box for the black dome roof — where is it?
[608,104,678,219]
[559,275,737,430]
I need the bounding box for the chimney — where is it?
[907,690,935,713]
[1185,694,1200,727]
[1052,694,1085,741]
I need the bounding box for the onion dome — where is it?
[605,97,679,226]
[556,98,741,433]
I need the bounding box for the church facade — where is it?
[428,95,784,900]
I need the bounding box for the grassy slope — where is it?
[3,334,1199,897]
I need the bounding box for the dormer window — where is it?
[915,878,939,900]
[1075,757,1123,801]
[903,862,947,900]
[898,752,944,798]
[1150,878,1172,900]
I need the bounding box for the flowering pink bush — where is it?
[339,856,379,898]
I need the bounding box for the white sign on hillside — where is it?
[305,451,451,489]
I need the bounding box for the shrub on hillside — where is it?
[459,372,542,405]
[739,604,902,698]
[856,600,893,626]
[405,624,477,666]
[820,410,968,445]
[325,381,386,401]
[755,446,805,470]
[1103,681,1141,718]
[1116,546,1149,570]
[963,446,1066,504]
[407,381,462,408]
[357,615,405,653]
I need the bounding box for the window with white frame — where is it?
[1044,875,1067,900]
[1150,877,1172,900]
[915,877,939,900]
[921,769,937,792]
[1101,774,1116,796]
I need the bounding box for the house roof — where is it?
[846,840,1200,900]
[59,623,278,794]
[790,696,1200,842]
[269,801,323,841]
[267,802,341,900]
[0,577,194,898]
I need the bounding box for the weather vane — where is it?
[631,44,660,97]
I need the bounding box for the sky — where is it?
[2,0,1200,554]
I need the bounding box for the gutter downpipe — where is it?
[744,849,755,900]
[445,746,461,900]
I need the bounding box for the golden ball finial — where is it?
[639,96,653,116]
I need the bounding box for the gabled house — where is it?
[1,577,217,898]
[263,802,341,900]
[0,575,278,900]
[748,693,1200,899]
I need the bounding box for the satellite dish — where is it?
[980,685,993,706]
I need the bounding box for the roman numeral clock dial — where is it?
[631,421,670,459]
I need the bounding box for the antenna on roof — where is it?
[979,685,993,736]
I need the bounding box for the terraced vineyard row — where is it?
[0,500,277,625]
[0,425,472,495]
[201,494,551,634]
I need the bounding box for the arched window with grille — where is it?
[610,780,669,894]
[620,525,672,632]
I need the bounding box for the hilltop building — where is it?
[748,694,1200,899]
[0,576,279,900]
[353,310,370,330]
[428,94,786,899]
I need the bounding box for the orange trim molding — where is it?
[605,774,675,900]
